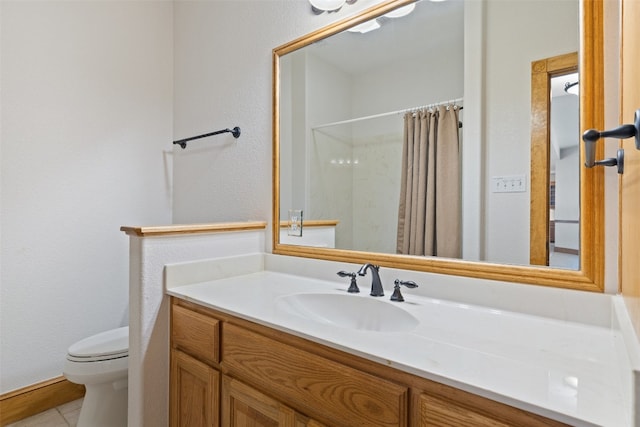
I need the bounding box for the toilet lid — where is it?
[68,326,128,360]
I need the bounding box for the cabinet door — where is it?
[418,394,510,427]
[171,349,220,427]
[221,375,297,427]
[417,393,567,427]
[223,323,408,427]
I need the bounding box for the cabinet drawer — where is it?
[418,392,569,427]
[419,393,512,427]
[222,323,408,427]
[221,374,297,426]
[172,304,220,366]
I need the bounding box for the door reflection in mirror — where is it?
[549,72,580,269]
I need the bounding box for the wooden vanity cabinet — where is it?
[221,374,297,426]
[222,322,408,426]
[170,298,568,427]
[416,385,568,427]
[172,304,220,366]
[171,349,220,427]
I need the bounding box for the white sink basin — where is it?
[276,293,419,332]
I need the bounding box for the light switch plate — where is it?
[491,175,526,193]
[287,209,303,237]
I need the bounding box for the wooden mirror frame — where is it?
[272,0,604,292]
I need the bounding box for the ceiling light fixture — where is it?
[347,19,381,34]
[384,3,416,18]
[309,0,347,13]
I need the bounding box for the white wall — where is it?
[282,25,463,254]
[482,0,578,264]
[306,53,355,249]
[172,0,383,240]
[552,95,580,252]
[127,231,266,426]
[352,128,402,253]
[280,49,355,248]
[0,1,173,393]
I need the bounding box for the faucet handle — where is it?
[395,279,418,288]
[337,271,360,293]
[390,279,419,302]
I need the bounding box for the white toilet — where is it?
[63,326,129,427]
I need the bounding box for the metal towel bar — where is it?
[173,126,241,149]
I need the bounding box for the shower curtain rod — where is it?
[311,97,463,130]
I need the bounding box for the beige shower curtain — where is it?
[396,106,461,257]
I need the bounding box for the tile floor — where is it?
[6,398,82,427]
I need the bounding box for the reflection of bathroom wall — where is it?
[283,2,579,262]
[481,0,578,265]
[279,3,464,255]
[309,129,354,249]
[554,147,580,250]
[306,54,354,249]
[279,55,294,216]
[280,51,355,248]
[306,38,463,253]
[551,95,580,254]
[352,125,403,253]
[279,29,465,252]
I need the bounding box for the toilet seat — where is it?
[67,326,128,363]
[64,326,129,427]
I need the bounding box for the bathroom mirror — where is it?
[273,0,604,291]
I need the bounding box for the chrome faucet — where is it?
[357,263,384,297]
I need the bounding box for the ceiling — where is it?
[306,0,464,76]
[303,0,579,155]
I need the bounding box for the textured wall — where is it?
[483,0,578,264]
[127,231,266,426]
[0,1,173,393]
[171,0,380,245]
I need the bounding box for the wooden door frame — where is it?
[620,0,640,334]
[530,52,579,266]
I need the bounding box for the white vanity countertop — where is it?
[167,270,629,427]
